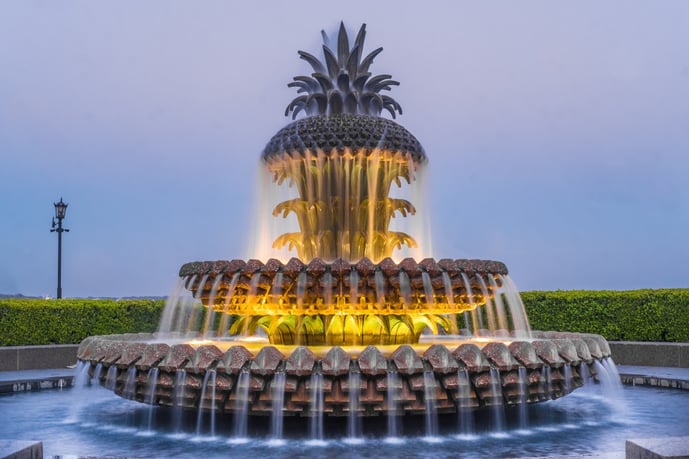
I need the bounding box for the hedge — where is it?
[1,289,688,346]
[522,289,689,342]
[0,298,165,346]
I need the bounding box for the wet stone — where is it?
[251,346,284,376]
[283,257,306,278]
[378,257,400,277]
[243,259,264,274]
[419,258,442,276]
[391,345,424,375]
[357,346,387,375]
[552,339,580,364]
[533,340,565,366]
[218,346,253,375]
[322,346,351,376]
[582,336,603,359]
[508,341,542,369]
[355,257,376,276]
[188,345,224,372]
[136,343,170,371]
[399,258,420,276]
[285,346,316,376]
[453,343,491,372]
[306,258,327,276]
[481,342,519,370]
[424,344,459,374]
[262,258,283,274]
[158,344,195,372]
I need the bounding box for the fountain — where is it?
[76,22,613,429]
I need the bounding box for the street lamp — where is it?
[50,198,69,298]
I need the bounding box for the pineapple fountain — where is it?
[76,23,613,434]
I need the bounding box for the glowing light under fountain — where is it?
[77,22,613,424]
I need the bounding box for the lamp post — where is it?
[50,198,69,299]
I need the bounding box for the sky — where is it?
[1,1,688,298]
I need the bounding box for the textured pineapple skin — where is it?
[262,113,426,163]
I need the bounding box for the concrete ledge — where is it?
[609,342,689,368]
[0,345,78,371]
[0,440,43,459]
[626,436,689,459]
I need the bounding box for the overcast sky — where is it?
[1,1,688,298]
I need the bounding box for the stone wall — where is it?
[609,341,689,368]
[0,344,78,371]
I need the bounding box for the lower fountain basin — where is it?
[76,331,611,417]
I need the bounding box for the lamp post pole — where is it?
[50,198,69,299]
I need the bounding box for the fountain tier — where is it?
[76,331,611,417]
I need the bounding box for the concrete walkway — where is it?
[618,365,689,390]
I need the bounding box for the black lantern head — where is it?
[54,198,68,220]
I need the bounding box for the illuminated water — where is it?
[2,384,689,458]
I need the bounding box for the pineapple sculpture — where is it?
[262,22,426,262]
[183,23,501,346]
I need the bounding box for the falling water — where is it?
[232,371,251,441]
[209,371,217,437]
[580,363,594,385]
[499,275,531,338]
[385,371,401,441]
[488,276,509,331]
[157,277,187,333]
[173,370,187,433]
[455,368,475,438]
[104,366,118,391]
[187,275,208,334]
[541,366,553,399]
[516,366,529,433]
[93,363,104,385]
[73,361,90,389]
[488,368,506,436]
[201,276,224,337]
[349,270,359,305]
[308,372,325,444]
[399,271,411,307]
[196,371,212,436]
[563,364,573,394]
[145,368,159,434]
[421,272,434,306]
[270,372,286,443]
[461,273,480,334]
[346,371,361,441]
[322,271,333,309]
[476,276,497,332]
[593,359,626,415]
[65,362,91,424]
[218,272,241,336]
[375,270,386,304]
[422,370,440,441]
[123,367,137,400]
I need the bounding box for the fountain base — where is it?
[76,331,611,417]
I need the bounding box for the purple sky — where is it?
[1,1,688,297]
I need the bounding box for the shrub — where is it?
[0,298,165,346]
[522,289,689,342]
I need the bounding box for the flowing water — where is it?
[4,382,689,458]
[307,372,325,445]
[270,372,286,443]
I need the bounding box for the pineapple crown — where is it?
[285,22,403,120]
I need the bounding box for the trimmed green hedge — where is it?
[522,289,689,342]
[0,298,165,346]
[1,289,688,345]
